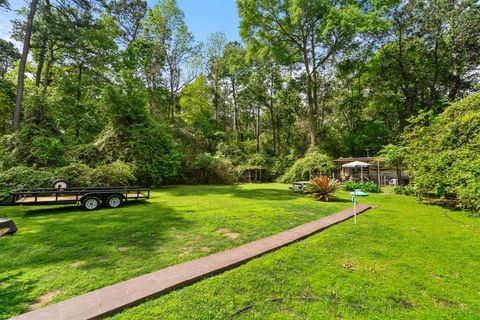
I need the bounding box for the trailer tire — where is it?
[106,194,123,209]
[82,196,101,211]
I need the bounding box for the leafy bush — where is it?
[213,157,238,184]
[193,152,217,183]
[342,181,380,193]
[0,166,54,197]
[53,163,93,186]
[341,181,357,192]
[13,94,62,167]
[31,136,66,167]
[194,152,216,171]
[394,185,415,196]
[306,176,340,201]
[68,144,101,167]
[189,153,237,184]
[128,122,180,185]
[0,134,14,171]
[402,93,480,213]
[88,161,136,187]
[280,151,335,183]
[97,73,180,185]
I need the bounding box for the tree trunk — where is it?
[231,77,239,140]
[41,46,54,97]
[256,105,260,153]
[269,72,276,153]
[269,109,276,153]
[396,166,402,186]
[35,41,47,87]
[13,0,39,131]
[75,62,84,138]
[302,45,317,151]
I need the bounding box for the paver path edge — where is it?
[11,204,374,320]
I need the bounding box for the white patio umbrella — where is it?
[342,161,371,182]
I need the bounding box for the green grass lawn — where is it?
[109,188,480,319]
[0,183,350,319]
[1,184,479,319]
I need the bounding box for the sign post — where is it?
[352,192,357,224]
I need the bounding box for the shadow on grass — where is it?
[330,198,354,204]
[23,200,151,217]
[0,271,36,319]
[162,184,306,201]
[1,200,188,269]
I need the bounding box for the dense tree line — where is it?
[0,0,479,188]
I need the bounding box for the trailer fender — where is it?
[79,193,124,202]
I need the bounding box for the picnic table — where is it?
[289,181,311,193]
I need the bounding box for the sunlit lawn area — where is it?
[0,183,350,319]
[110,188,480,319]
[1,183,479,319]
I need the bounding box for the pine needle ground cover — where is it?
[0,183,349,319]
[110,189,480,319]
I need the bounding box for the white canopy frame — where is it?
[342,161,371,182]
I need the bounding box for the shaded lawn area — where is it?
[110,192,480,319]
[0,183,350,319]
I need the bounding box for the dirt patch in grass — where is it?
[341,263,358,271]
[218,228,240,240]
[431,272,443,280]
[29,289,62,310]
[389,297,416,309]
[179,247,193,257]
[117,247,129,252]
[436,298,465,309]
[98,255,109,261]
[201,246,211,253]
[70,260,87,268]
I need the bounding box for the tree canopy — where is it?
[0,0,478,208]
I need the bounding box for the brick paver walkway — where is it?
[12,204,373,320]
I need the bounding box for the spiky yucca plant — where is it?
[307,176,340,202]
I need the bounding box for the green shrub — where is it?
[193,152,217,183]
[341,181,357,192]
[96,72,180,186]
[342,181,380,193]
[0,166,54,197]
[53,163,93,186]
[12,94,62,167]
[280,151,335,183]
[31,136,66,167]
[68,144,101,167]
[88,161,136,187]
[95,123,180,186]
[0,134,14,171]
[128,123,180,185]
[194,152,216,171]
[190,153,238,184]
[213,157,238,184]
[361,182,380,193]
[394,185,415,196]
[402,93,480,213]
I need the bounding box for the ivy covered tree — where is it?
[402,93,480,212]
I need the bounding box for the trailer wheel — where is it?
[106,194,123,209]
[82,196,101,211]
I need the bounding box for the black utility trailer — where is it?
[0,186,150,211]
